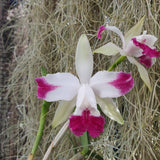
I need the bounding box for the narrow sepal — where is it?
[93,42,122,56]
[97,97,124,124]
[127,57,152,91]
[52,99,76,128]
[124,16,145,44]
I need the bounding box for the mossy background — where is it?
[1,0,160,159]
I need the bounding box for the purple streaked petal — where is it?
[132,38,160,58]
[138,55,152,68]
[90,71,134,98]
[35,77,59,99]
[69,109,105,137]
[109,72,134,95]
[97,25,107,39]
[134,34,157,47]
[35,73,80,102]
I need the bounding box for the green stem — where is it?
[31,101,51,155]
[108,56,126,71]
[80,132,89,155]
[28,67,51,160]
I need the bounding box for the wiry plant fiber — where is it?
[4,0,160,159]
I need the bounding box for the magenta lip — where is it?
[69,109,105,137]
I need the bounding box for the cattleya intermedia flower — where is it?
[35,34,134,137]
[94,17,160,91]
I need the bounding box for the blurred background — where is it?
[0,0,160,159]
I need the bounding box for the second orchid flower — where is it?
[94,17,160,91]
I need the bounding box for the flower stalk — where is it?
[80,132,89,155]
[108,56,127,71]
[27,68,51,160]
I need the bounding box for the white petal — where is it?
[35,73,80,101]
[76,85,86,109]
[75,84,98,116]
[136,34,157,47]
[52,99,76,128]
[127,57,152,91]
[125,40,143,57]
[76,84,97,108]
[90,71,134,98]
[97,97,124,124]
[93,42,122,56]
[75,34,93,83]
[124,16,145,44]
[105,25,125,49]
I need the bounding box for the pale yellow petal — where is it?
[97,97,124,124]
[52,99,76,128]
[93,42,122,56]
[127,57,152,91]
[124,16,145,44]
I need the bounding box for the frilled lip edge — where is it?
[132,38,160,58]
[69,109,105,137]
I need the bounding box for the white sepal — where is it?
[75,34,93,83]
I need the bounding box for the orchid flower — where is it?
[94,17,160,91]
[35,34,134,137]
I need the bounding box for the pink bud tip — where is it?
[97,25,107,39]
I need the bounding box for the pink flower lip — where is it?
[35,77,59,99]
[138,55,152,68]
[132,38,160,58]
[69,109,105,137]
